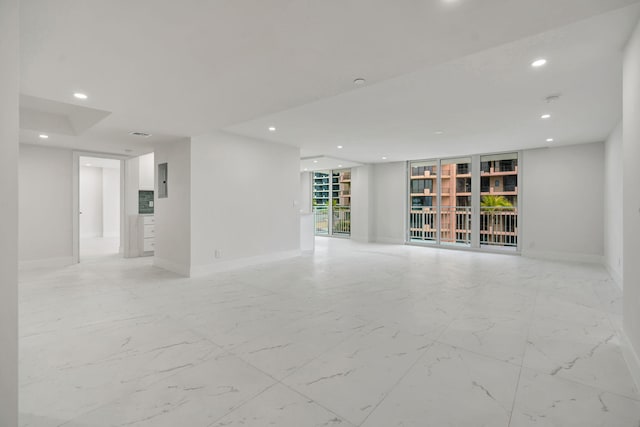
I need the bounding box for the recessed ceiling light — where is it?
[353,78,366,86]
[531,59,547,68]
[338,164,343,167]
[541,114,551,119]
[85,163,92,167]
[434,130,445,135]
[546,138,554,142]
[382,156,387,160]
[130,131,152,137]
[124,149,133,153]
[337,145,343,149]
[73,92,88,100]
[303,168,308,171]
[268,126,276,132]
[39,134,49,139]
[313,160,318,163]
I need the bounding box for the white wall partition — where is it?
[0,0,18,423]
[351,165,374,243]
[153,139,192,275]
[521,142,604,262]
[189,132,300,275]
[623,17,640,388]
[138,152,155,190]
[19,145,74,266]
[604,123,624,286]
[372,162,407,244]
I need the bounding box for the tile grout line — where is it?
[356,307,464,426]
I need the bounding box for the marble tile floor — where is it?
[19,238,640,426]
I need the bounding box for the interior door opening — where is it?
[79,156,121,260]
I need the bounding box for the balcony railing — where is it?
[332,207,351,235]
[314,207,329,235]
[313,206,351,236]
[480,207,517,247]
[409,206,518,247]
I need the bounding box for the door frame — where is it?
[72,151,129,263]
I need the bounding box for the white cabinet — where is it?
[138,215,155,256]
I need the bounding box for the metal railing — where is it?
[409,206,517,248]
[480,207,517,247]
[313,207,329,235]
[440,206,471,245]
[332,207,351,235]
[313,206,351,236]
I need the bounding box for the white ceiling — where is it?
[301,156,363,173]
[19,0,640,161]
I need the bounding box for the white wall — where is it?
[189,132,300,275]
[138,152,155,190]
[372,162,407,244]
[623,18,640,382]
[19,145,74,265]
[102,167,120,238]
[521,142,604,262]
[0,0,18,423]
[153,139,191,275]
[604,123,623,286]
[79,166,103,238]
[300,171,312,214]
[351,165,374,243]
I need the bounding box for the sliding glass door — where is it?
[313,169,351,237]
[409,160,438,242]
[480,153,518,248]
[440,157,472,246]
[408,153,519,251]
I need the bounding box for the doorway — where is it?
[78,156,122,259]
[312,169,351,237]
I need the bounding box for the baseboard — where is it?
[620,330,640,393]
[521,249,603,264]
[189,249,302,277]
[19,256,75,270]
[153,257,190,277]
[605,263,623,290]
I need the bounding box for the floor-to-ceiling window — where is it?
[313,169,351,237]
[408,153,519,251]
[480,153,518,248]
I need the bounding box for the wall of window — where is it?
[408,152,519,250]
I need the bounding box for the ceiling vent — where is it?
[544,93,562,103]
[130,131,152,137]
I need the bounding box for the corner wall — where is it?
[0,0,19,423]
[623,17,640,387]
[521,142,604,262]
[604,123,624,286]
[189,132,300,275]
[153,139,191,275]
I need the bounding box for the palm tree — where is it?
[481,195,514,243]
[480,195,513,210]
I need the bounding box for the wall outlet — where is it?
[214,249,222,259]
